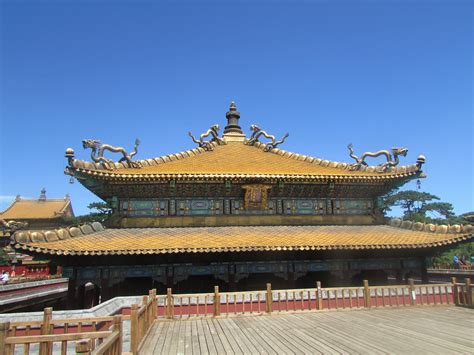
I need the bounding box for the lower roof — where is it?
[11,223,473,256]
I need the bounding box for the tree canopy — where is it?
[74,202,111,224]
[382,190,456,222]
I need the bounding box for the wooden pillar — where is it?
[166,266,174,289]
[93,285,100,306]
[395,269,403,284]
[100,270,111,302]
[67,273,77,309]
[78,284,86,309]
[229,273,236,292]
[420,257,429,283]
[287,263,295,289]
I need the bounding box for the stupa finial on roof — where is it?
[224,101,243,135]
[39,188,47,201]
[223,101,246,142]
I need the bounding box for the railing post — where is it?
[142,295,149,333]
[465,278,472,306]
[266,283,273,313]
[408,278,416,305]
[76,339,92,355]
[0,322,10,355]
[113,315,123,355]
[150,289,157,319]
[363,280,371,308]
[452,277,458,305]
[167,288,173,319]
[40,307,52,355]
[214,286,221,316]
[130,304,139,355]
[316,281,322,310]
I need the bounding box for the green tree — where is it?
[382,190,455,222]
[74,202,112,224]
[0,248,9,265]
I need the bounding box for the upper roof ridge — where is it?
[66,139,424,178]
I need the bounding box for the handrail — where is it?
[0,280,471,354]
[4,331,112,344]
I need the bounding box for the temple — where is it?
[9,102,473,307]
[0,189,74,230]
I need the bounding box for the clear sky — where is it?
[1,0,472,216]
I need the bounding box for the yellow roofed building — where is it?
[9,103,473,307]
[1,189,74,230]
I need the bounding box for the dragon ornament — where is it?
[246,125,289,152]
[188,124,225,151]
[82,138,141,169]
[347,143,408,172]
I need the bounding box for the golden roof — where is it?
[12,224,473,256]
[0,198,72,220]
[69,141,422,181]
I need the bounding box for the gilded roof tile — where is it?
[14,225,472,256]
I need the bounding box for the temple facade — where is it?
[10,103,473,308]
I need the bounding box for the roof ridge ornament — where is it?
[224,101,243,135]
[246,124,289,152]
[39,188,47,201]
[188,124,225,151]
[81,138,141,169]
[347,143,409,172]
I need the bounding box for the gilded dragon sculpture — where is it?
[188,124,225,151]
[347,143,408,171]
[82,138,141,168]
[247,125,289,151]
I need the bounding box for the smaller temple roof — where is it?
[11,220,473,256]
[0,190,73,220]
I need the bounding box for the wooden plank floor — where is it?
[139,306,474,354]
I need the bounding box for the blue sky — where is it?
[1,0,472,216]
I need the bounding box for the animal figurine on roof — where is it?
[247,125,289,152]
[347,143,408,172]
[188,124,225,151]
[82,138,141,169]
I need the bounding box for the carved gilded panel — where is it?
[241,184,272,210]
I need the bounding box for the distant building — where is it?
[0,189,74,230]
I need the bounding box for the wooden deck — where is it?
[139,306,474,354]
